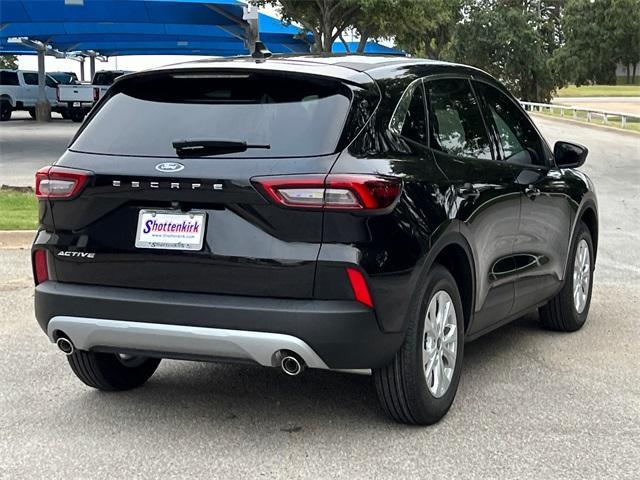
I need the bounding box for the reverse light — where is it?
[33,250,49,285]
[254,174,402,210]
[35,166,91,199]
[346,268,374,308]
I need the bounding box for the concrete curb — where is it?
[530,112,640,138]
[0,230,36,249]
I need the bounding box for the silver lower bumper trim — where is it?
[47,316,329,369]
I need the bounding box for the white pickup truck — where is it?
[0,69,63,121]
[0,69,134,122]
[91,70,132,101]
[56,70,133,122]
[56,84,94,122]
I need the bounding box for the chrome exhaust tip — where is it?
[281,354,304,376]
[56,337,75,356]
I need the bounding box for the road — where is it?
[0,117,639,479]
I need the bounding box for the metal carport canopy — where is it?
[0,0,310,120]
[0,0,310,56]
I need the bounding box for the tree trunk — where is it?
[633,63,637,84]
[339,34,350,53]
[356,33,368,53]
[627,63,631,85]
[322,25,333,53]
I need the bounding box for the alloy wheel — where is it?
[573,238,590,314]
[422,290,458,398]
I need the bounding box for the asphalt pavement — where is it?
[0,117,638,479]
[0,111,76,188]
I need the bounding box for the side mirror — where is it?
[554,141,588,168]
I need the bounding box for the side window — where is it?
[389,81,428,145]
[425,78,492,160]
[0,71,19,86]
[476,82,546,166]
[23,73,38,85]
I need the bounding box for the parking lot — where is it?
[0,116,638,479]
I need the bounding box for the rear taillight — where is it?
[254,174,402,210]
[346,268,374,308]
[93,87,99,102]
[35,166,91,199]
[33,250,49,285]
[56,87,60,102]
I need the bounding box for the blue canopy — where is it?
[332,41,405,56]
[0,0,310,56]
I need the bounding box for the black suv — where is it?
[32,56,598,425]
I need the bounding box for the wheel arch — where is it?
[579,203,598,264]
[0,94,15,107]
[560,198,598,284]
[419,232,476,334]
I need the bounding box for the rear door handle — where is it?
[457,184,480,200]
[525,185,541,199]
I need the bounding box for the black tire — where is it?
[28,108,36,119]
[69,109,85,123]
[539,222,594,332]
[374,264,465,425]
[0,101,12,121]
[67,350,161,391]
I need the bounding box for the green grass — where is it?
[616,76,640,86]
[0,190,38,230]
[529,106,640,132]
[556,84,640,97]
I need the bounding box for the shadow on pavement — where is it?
[55,312,549,429]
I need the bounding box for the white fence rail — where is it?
[520,101,639,130]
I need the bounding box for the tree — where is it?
[0,55,18,69]
[449,0,560,101]
[607,0,640,84]
[393,0,462,60]
[253,0,460,55]
[253,0,363,52]
[551,0,640,86]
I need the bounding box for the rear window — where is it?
[71,71,354,158]
[93,71,130,85]
[50,72,79,85]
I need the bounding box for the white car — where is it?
[0,69,63,121]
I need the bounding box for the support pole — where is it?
[243,5,259,53]
[89,55,96,80]
[79,57,85,82]
[36,47,51,122]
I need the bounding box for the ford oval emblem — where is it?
[155,162,185,173]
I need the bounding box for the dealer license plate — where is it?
[135,210,206,251]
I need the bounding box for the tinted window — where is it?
[389,81,427,145]
[72,72,353,158]
[0,71,19,86]
[425,78,492,160]
[22,73,58,88]
[476,82,546,166]
[93,71,131,86]
[23,73,38,85]
[50,72,78,85]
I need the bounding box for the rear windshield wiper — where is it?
[172,140,271,157]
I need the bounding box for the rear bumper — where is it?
[35,282,404,369]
